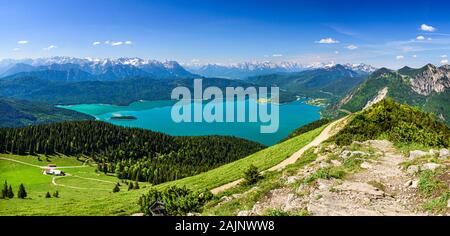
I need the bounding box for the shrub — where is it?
[138,186,213,216]
[113,183,120,193]
[243,165,262,186]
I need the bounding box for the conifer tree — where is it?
[45,192,51,198]
[134,181,140,190]
[1,180,7,199]
[7,185,14,199]
[128,182,134,191]
[17,184,27,199]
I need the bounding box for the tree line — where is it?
[0,121,265,184]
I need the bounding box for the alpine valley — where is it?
[1,56,450,217]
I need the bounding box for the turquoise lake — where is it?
[59,99,321,146]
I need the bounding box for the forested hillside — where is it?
[0,121,264,184]
[0,98,93,127]
[248,65,368,103]
[0,76,263,106]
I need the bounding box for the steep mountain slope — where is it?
[0,98,93,127]
[248,64,368,103]
[334,64,450,124]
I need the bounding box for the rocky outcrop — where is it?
[363,87,388,110]
[410,64,450,96]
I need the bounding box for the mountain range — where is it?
[247,64,369,103]
[0,57,196,81]
[333,64,450,124]
[186,62,376,79]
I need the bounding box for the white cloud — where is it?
[441,55,448,58]
[111,41,123,46]
[416,35,425,40]
[428,37,432,41]
[346,44,358,50]
[92,41,101,46]
[104,40,131,46]
[442,59,449,64]
[43,45,57,51]
[412,55,417,58]
[420,24,436,32]
[396,55,405,60]
[316,38,340,44]
[334,51,340,54]
[17,40,28,45]
[13,48,21,51]
[191,59,200,63]
[272,54,283,57]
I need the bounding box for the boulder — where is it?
[439,149,450,159]
[286,176,299,185]
[331,160,342,166]
[406,165,420,175]
[411,180,419,189]
[409,150,429,159]
[237,210,251,216]
[404,180,413,188]
[360,162,372,169]
[421,163,443,171]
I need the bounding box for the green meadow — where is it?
[0,127,324,216]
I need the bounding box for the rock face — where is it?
[363,87,388,110]
[410,64,450,96]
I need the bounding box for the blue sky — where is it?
[1,0,450,68]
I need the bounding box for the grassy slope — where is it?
[157,126,325,190]
[0,126,324,216]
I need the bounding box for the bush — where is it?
[138,186,213,216]
[53,191,59,198]
[113,183,120,193]
[45,192,51,198]
[243,165,262,186]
